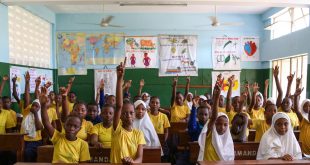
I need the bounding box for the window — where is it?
[8,6,51,68]
[270,8,309,39]
[272,55,308,102]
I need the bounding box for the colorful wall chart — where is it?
[212,37,241,70]
[57,32,87,75]
[94,69,117,98]
[241,36,260,61]
[125,36,157,68]
[212,71,240,97]
[158,35,198,77]
[10,66,54,102]
[86,33,125,65]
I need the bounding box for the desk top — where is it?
[198,159,310,165]
[15,163,170,165]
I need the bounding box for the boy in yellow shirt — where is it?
[110,58,146,164]
[170,77,190,122]
[90,104,114,148]
[39,87,90,163]
[0,99,15,133]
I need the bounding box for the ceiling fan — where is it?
[198,6,244,27]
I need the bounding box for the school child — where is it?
[188,96,209,141]
[86,102,102,125]
[257,112,302,160]
[293,86,310,155]
[186,92,193,109]
[39,87,90,163]
[247,82,265,120]
[133,100,161,147]
[197,80,234,161]
[138,79,151,107]
[90,104,114,148]
[170,77,190,122]
[218,95,226,113]
[66,77,76,112]
[230,113,248,142]
[106,95,116,106]
[273,66,299,129]
[110,58,146,164]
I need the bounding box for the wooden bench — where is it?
[37,145,161,163]
[16,163,170,165]
[0,133,25,161]
[169,122,188,135]
[198,160,310,165]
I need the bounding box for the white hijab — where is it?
[133,100,161,148]
[301,99,310,122]
[187,92,193,109]
[256,92,264,107]
[141,92,150,107]
[21,99,42,138]
[197,112,234,161]
[257,112,302,160]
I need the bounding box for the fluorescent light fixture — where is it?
[119,2,187,6]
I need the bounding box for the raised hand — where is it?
[41,86,48,96]
[68,76,75,85]
[35,76,41,86]
[228,75,235,86]
[12,75,17,83]
[264,79,269,86]
[59,87,68,96]
[294,87,304,96]
[213,82,222,97]
[192,96,200,107]
[273,65,279,77]
[125,80,132,88]
[186,76,190,83]
[252,82,259,93]
[39,87,50,108]
[139,79,145,87]
[287,72,295,83]
[296,75,302,87]
[2,75,9,81]
[244,83,250,90]
[100,79,104,89]
[117,57,126,79]
[24,71,30,82]
[172,77,178,87]
[44,81,52,88]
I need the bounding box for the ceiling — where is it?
[2,0,310,14]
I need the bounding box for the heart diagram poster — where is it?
[241,36,259,61]
[212,71,241,97]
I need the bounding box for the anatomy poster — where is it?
[94,69,117,98]
[241,36,259,61]
[212,37,241,70]
[212,71,240,97]
[158,35,198,77]
[125,36,157,68]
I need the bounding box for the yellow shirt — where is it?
[170,102,190,122]
[90,123,112,147]
[226,111,236,125]
[0,110,15,133]
[218,107,226,113]
[51,130,90,163]
[277,108,299,128]
[21,106,42,141]
[251,119,270,142]
[249,107,265,120]
[203,132,220,161]
[3,109,17,127]
[47,107,58,123]
[110,124,146,163]
[68,101,74,112]
[148,112,171,134]
[299,118,310,155]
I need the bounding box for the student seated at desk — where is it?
[197,80,234,161]
[257,112,302,161]
[40,87,90,163]
[231,112,248,142]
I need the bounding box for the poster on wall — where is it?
[125,36,157,68]
[212,71,240,97]
[56,32,87,75]
[212,37,241,70]
[158,35,198,77]
[94,69,117,98]
[241,36,259,61]
[86,33,125,65]
[10,66,54,102]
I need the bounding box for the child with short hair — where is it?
[86,102,102,125]
[110,58,146,164]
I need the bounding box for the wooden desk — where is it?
[169,122,187,135]
[0,133,25,161]
[15,163,170,165]
[198,160,310,165]
[37,145,161,163]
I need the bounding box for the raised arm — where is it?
[39,87,55,137]
[0,75,9,97]
[34,77,41,99]
[54,95,62,132]
[248,82,259,113]
[99,79,105,108]
[184,76,190,98]
[12,75,20,104]
[263,79,269,107]
[207,79,222,134]
[60,87,69,123]
[296,75,302,91]
[226,75,234,112]
[138,79,144,96]
[114,58,126,130]
[273,66,283,108]
[285,73,295,98]
[294,87,304,122]
[24,71,31,109]
[188,97,199,136]
[245,83,251,106]
[123,80,132,98]
[170,77,178,107]
[66,77,75,96]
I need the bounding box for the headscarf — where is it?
[256,92,264,107]
[197,112,234,161]
[300,99,310,122]
[267,97,276,105]
[141,92,150,108]
[256,112,302,160]
[21,99,42,138]
[187,92,193,109]
[199,95,207,101]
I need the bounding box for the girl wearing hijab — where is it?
[197,80,234,161]
[248,83,265,120]
[257,112,302,160]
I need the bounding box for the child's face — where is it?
[176,93,184,106]
[142,94,149,102]
[121,104,135,126]
[197,108,208,124]
[73,104,87,119]
[87,105,98,120]
[264,104,277,121]
[106,96,116,105]
[3,98,11,109]
[56,94,62,103]
[303,101,310,113]
[101,107,114,123]
[150,98,160,111]
[281,98,292,112]
[186,95,193,102]
[274,118,289,135]
[64,117,81,136]
[219,95,224,107]
[255,95,262,107]
[69,93,76,103]
[135,104,146,119]
[49,92,55,101]
[31,102,40,111]
[232,96,241,112]
[215,116,229,135]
